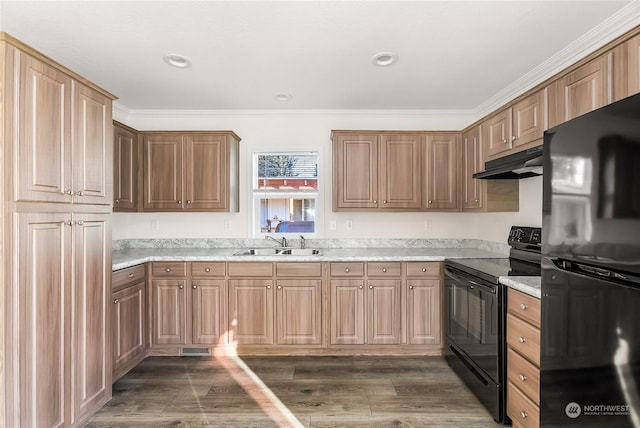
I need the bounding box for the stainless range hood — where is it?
[473,145,543,179]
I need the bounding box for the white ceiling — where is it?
[0,1,637,113]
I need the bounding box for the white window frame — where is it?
[249,146,323,239]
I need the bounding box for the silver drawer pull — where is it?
[421,268,427,272]
[520,303,528,310]
[127,273,134,278]
[204,267,211,272]
[382,268,387,273]
[518,336,526,344]
[519,374,527,382]
[113,299,119,304]
[520,411,528,419]
[345,268,350,273]
[165,268,171,272]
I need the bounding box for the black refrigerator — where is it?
[541,93,640,427]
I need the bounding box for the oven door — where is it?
[444,265,503,384]
[444,264,507,422]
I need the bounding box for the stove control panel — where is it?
[508,226,542,247]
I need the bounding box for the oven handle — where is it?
[444,266,496,294]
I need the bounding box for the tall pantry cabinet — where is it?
[1,33,115,427]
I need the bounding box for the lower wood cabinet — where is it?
[150,262,226,347]
[507,288,541,428]
[330,262,402,345]
[112,264,147,381]
[9,212,111,427]
[228,262,322,346]
[406,262,442,345]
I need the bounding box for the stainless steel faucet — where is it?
[300,235,306,249]
[265,235,287,247]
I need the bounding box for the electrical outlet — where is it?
[330,220,337,231]
[346,220,353,231]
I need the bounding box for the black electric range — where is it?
[443,226,541,424]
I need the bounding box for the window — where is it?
[252,152,319,237]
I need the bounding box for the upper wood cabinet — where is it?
[142,131,240,212]
[423,134,460,211]
[113,122,139,211]
[462,125,519,213]
[625,33,640,97]
[485,88,547,160]
[548,52,613,128]
[14,51,112,205]
[332,132,422,210]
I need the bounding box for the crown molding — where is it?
[475,1,640,118]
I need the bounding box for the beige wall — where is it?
[112,111,542,243]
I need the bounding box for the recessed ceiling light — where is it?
[274,92,292,102]
[163,54,192,68]
[371,52,398,67]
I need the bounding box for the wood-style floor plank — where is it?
[84,356,502,428]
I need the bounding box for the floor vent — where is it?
[181,348,211,356]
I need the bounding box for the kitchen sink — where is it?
[233,248,322,256]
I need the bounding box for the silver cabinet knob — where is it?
[474,199,479,203]
[204,267,210,272]
[520,411,528,419]
[177,200,182,204]
[518,336,526,343]
[76,191,84,196]
[165,268,171,272]
[277,285,282,290]
[187,200,192,204]
[345,268,350,273]
[373,200,377,204]
[383,200,387,204]
[115,199,120,203]
[113,299,119,304]
[66,220,74,226]
[382,268,387,273]
[503,139,508,144]
[520,303,528,310]
[65,190,75,196]
[409,285,414,289]
[266,285,271,289]
[428,200,433,204]
[127,273,134,278]
[369,285,373,289]
[519,374,527,382]
[192,284,197,289]
[422,268,427,272]
[178,285,184,289]
[76,220,84,225]
[358,285,363,289]
[512,135,517,141]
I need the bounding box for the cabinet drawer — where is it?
[151,262,187,277]
[276,262,322,277]
[508,381,540,428]
[228,262,273,277]
[191,262,225,277]
[508,288,541,328]
[507,347,540,404]
[507,313,540,366]
[406,262,440,277]
[330,262,365,277]
[367,262,401,277]
[112,264,145,290]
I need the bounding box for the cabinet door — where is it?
[275,279,322,345]
[627,33,640,97]
[113,123,138,211]
[143,134,183,210]
[228,279,274,345]
[333,134,378,209]
[379,134,422,209]
[16,53,73,203]
[485,109,512,158]
[424,134,459,210]
[15,213,71,428]
[73,82,112,205]
[367,280,401,344]
[151,279,187,344]
[184,134,228,210]
[191,279,226,345]
[406,279,441,345]
[548,52,612,128]
[462,126,484,211]
[512,88,547,150]
[330,280,365,344]
[71,213,111,423]
[112,281,146,378]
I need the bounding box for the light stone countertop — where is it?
[499,276,541,299]
[112,247,506,271]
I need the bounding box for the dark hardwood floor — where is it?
[85,355,503,427]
